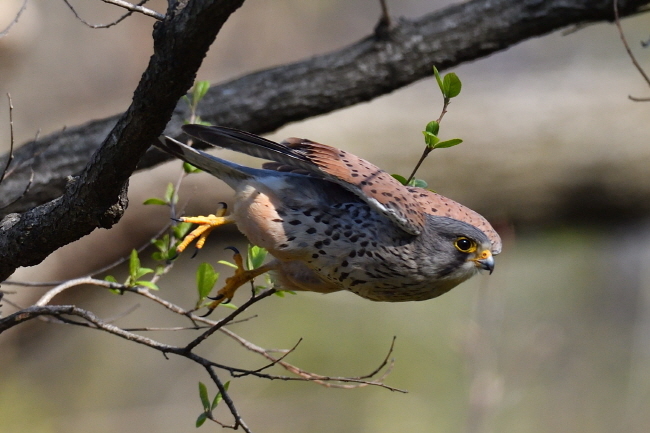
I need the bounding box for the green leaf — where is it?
[135,280,160,291]
[165,249,179,261]
[183,162,201,174]
[217,260,238,269]
[129,250,140,279]
[409,178,428,188]
[135,267,154,278]
[193,81,210,103]
[211,381,230,410]
[433,66,444,97]
[434,138,463,149]
[422,131,440,148]
[391,174,408,185]
[164,183,176,205]
[442,73,462,98]
[151,238,165,251]
[134,267,154,280]
[196,412,207,428]
[173,222,193,240]
[220,302,238,310]
[143,197,168,206]
[104,275,123,294]
[196,262,219,300]
[425,120,439,136]
[247,244,268,270]
[198,382,210,411]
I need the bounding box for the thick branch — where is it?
[0,0,246,281]
[1,0,647,217]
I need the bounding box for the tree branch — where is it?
[0,0,246,281]
[2,0,647,218]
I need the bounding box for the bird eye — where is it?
[454,237,477,253]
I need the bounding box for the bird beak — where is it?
[473,250,495,274]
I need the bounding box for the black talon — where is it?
[225,246,240,255]
[200,308,215,318]
[217,202,228,210]
[207,293,225,301]
[191,248,200,259]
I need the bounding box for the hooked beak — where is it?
[473,250,495,274]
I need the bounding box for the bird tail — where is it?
[181,124,318,173]
[154,135,252,189]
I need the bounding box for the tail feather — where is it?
[182,124,321,176]
[154,136,251,189]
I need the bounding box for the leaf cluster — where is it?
[396,65,464,186]
[196,381,230,427]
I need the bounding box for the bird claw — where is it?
[175,203,235,254]
[200,248,275,315]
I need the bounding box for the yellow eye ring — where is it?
[454,237,477,253]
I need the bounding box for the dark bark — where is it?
[0,0,246,280]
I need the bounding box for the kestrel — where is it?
[155,125,501,314]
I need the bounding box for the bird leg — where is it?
[176,203,235,254]
[202,249,277,316]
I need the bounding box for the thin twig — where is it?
[61,0,163,27]
[0,94,15,184]
[183,289,278,352]
[0,128,38,211]
[35,276,123,306]
[206,366,252,433]
[101,0,163,20]
[614,0,650,100]
[406,96,452,184]
[629,95,650,101]
[0,0,28,38]
[6,258,401,390]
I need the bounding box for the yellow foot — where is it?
[202,248,276,317]
[176,203,235,254]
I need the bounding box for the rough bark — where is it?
[0,0,246,280]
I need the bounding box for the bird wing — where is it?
[181,124,426,235]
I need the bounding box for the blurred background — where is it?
[1,1,650,432]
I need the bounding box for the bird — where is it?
[154,124,502,314]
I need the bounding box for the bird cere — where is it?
[154,122,501,316]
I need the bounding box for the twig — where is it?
[0,94,15,184]
[405,98,452,184]
[101,0,163,20]
[374,0,391,39]
[35,276,123,306]
[61,0,164,26]
[0,0,28,38]
[614,0,650,100]
[183,289,278,352]
[0,126,38,211]
[206,366,252,433]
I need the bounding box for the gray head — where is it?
[418,215,495,295]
